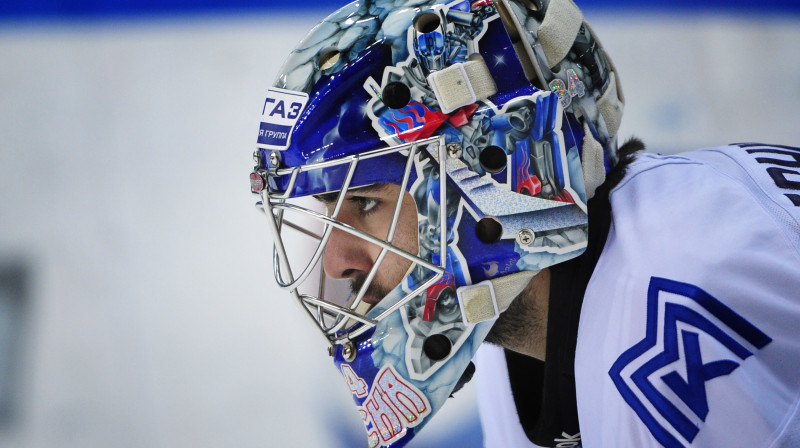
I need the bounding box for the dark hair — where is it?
[606,137,646,190]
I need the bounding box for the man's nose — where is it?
[322,225,374,279]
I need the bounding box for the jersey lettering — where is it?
[609,277,772,448]
[737,143,800,206]
[555,431,581,447]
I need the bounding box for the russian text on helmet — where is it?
[340,364,432,447]
[257,87,309,151]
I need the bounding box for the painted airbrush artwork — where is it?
[256,0,616,445]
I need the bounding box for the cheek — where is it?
[397,194,419,255]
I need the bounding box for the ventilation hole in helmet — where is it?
[423,334,452,361]
[382,82,411,109]
[476,217,503,244]
[413,12,441,34]
[479,145,507,173]
[319,48,341,71]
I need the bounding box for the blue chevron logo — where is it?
[609,277,772,448]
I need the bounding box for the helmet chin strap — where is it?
[457,270,539,324]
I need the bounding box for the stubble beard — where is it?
[484,276,547,357]
[350,275,393,305]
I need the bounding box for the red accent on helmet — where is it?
[423,271,456,321]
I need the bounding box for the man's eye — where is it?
[354,197,379,214]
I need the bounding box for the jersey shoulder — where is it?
[576,143,800,448]
[616,143,800,249]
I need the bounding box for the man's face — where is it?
[319,183,419,305]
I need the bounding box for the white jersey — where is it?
[478,144,800,447]
[579,144,800,447]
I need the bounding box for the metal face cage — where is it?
[254,136,450,346]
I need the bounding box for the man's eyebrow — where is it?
[313,183,389,204]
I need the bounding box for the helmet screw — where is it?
[269,151,281,168]
[327,345,334,357]
[342,342,357,362]
[516,228,535,246]
[253,150,262,165]
[447,143,462,159]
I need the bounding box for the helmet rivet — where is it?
[327,345,334,357]
[253,150,262,165]
[269,151,280,167]
[342,342,357,362]
[516,228,535,246]
[447,143,462,159]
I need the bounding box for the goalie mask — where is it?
[250,0,624,446]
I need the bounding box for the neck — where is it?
[485,268,550,361]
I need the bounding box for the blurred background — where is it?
[0,0,798,447]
